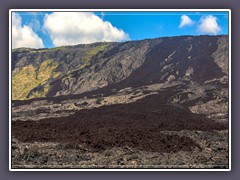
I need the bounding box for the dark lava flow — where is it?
[12,94,228,153]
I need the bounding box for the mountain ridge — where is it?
[12,35,228,101]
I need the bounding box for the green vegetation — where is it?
[12,59,60,100]
[12,65,38,100]
[13,43,108,99]
[29,84,50,99]
[37,59,59,81]
[82,43,108,66]
[62,43,108,82]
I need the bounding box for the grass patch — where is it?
[62,43,108,82]
[29,84,50,99]
[12,59,60,100]
[82,43,108,64]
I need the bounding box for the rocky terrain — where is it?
[11,35,229,169]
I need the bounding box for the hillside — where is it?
[12,35,228,100]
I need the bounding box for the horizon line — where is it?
[12,34,228,50]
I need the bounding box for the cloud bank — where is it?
[12,13,44,49]
[43,12,129,46]
[198,15,221,35]
[179,15,194,28]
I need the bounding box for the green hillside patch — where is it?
[82,43,108,65]
[12,59,60,100]
[28,84,50,99]
[62,43,108,82]
[12,65,38,100]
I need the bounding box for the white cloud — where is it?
[12,13,44,49]
[43,12,129,46]
[198,15,221,35]
[179,15,194,28]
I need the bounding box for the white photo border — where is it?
[9,9,231,171]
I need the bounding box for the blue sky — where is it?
[12,11,229,49]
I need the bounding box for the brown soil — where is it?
[12,94,228,153]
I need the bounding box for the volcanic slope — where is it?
[12,35,228,100]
